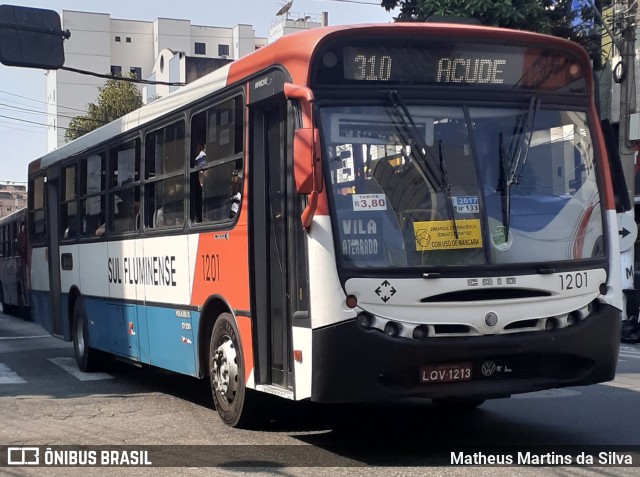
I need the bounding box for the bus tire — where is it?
[72,297,99,372]
[209,313,255,428]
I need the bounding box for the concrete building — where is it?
[268,11,328,43]
[143,9,329,102]
[0,183,27,219]
[46,11,268,151]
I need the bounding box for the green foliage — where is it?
[65,75,143,142]
[382,0,592,36]
[381,0,604,67]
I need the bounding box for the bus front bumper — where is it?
[310,303,621,403]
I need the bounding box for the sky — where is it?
[0,0,396,183]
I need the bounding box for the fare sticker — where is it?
[413,219,483,251]
[352,193,387,212]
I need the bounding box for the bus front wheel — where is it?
[209,313,255,428]
[72,297,100,372]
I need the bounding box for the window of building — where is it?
[195,42,206,55]
[111,65,122,76]
[190,96,244,224]
[145,121,186,229]
[130,67,142,80]
[218,44,230,57]
[126,37,132,43]
[115,36,121,42]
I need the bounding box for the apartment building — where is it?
[0,183,27,219]
[46,11,268,151]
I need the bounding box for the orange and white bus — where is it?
[28,23,623,427]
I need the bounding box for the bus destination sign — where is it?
[314,40,586,92]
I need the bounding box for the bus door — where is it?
[249,73,309,393]
[45,168,63,337]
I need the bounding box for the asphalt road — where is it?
[1,310,640,477]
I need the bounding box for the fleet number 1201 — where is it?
[559,272,587,290]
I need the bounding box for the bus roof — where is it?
[29,22,589,175]
[0,207,27,227]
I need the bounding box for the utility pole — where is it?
[618,0,638,323]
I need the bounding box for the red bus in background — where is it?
[0,207,30,318]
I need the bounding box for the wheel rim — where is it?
[75,312,85,356]
[212,336,239,405]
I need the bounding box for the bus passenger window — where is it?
[190,96,243,224]
[79,153,106,239]
[144,122,185,230]
[146,176,184,229]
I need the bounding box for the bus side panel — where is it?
[0,258,17,307]
[84,296,112,352]
[307,216,354,330]
[59,243,80,340]
[78,242,109,298]
[190,226,252,381]
[143,304,196,376]
[141,235,196,376]
[190,225,251,309]
[30,246,52,333]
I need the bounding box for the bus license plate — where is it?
[419,362,472,383]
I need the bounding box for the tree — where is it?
[65,75,143,141]
[380,0,604,65]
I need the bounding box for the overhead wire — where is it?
[0,89,89,114]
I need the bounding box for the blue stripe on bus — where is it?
[82,297,200,377]
[32,290,200,378]
[31,290,55,336]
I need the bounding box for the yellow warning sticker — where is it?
[413,219,483,251]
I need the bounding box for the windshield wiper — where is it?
[438,140,459,239]
[386,91,444,188]
[498,96,540,238]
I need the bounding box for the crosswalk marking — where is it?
[0,358,114,384]
[0,363,26,384]
[47,357,114,381]
[0,335,51,340]
[618,345,640,362]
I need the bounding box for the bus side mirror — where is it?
[285,82,323,231]
[293,127,320,194]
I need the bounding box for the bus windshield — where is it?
[320,102,603,269]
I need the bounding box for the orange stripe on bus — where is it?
[236,315,253,383]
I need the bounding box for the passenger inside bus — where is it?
[202,161,242,221]
[153,182,184,228]
[191,141,206,222]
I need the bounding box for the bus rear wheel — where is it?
[72,297,100,372]
[209,313,255,428]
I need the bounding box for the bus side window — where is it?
[108,139,141,235]
[190,96,244,224]
[144,121,185,230]
[78,153,106,238]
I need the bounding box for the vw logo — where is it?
[481,360,497,377]
[485,312,498,327]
